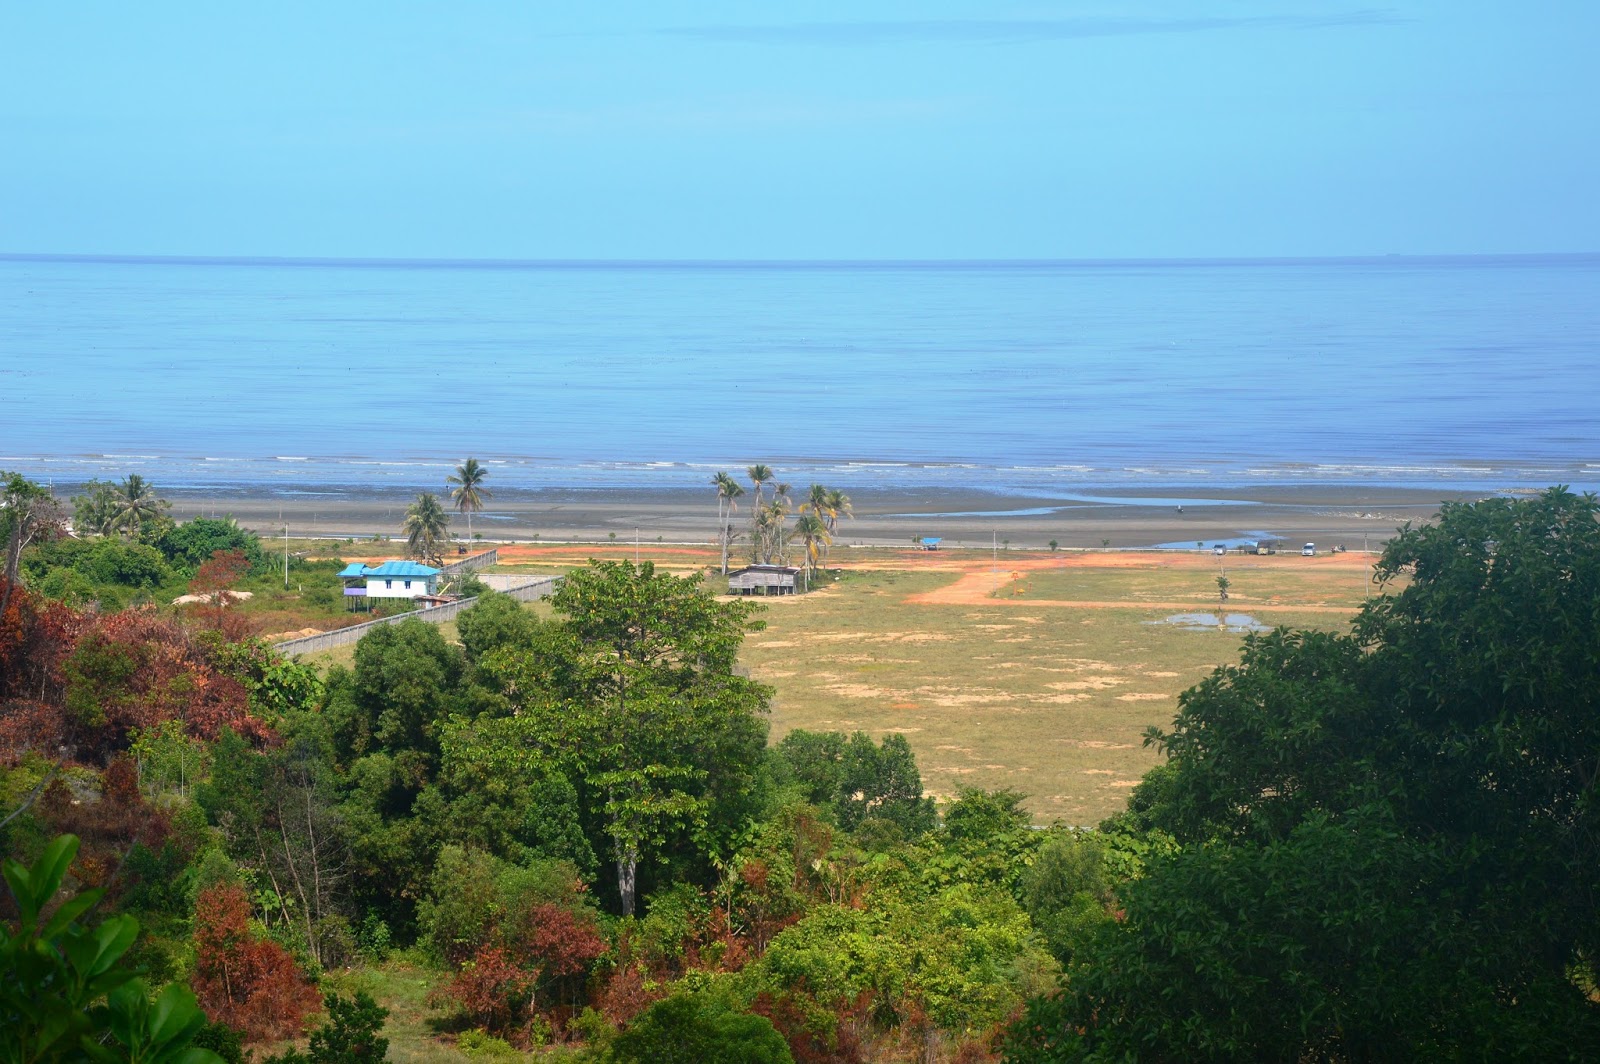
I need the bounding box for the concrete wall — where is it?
[272,574,559,658]
[441,547,498,575]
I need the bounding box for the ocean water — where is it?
[2,254,1597,495]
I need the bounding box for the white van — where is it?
[1301,542,1316,556]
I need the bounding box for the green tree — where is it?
[401,491,450,565]
[110,474,169,540]
[790,513,830,582]
[486,560,770,916]
[745,465,773,562]
[316,620,473,927]
[1018,832,1116,965]
[838,733,935,836]
[1009,488,1600,1061]
[72,479,122,537]
[195,714,350,967]
[822,487,852,563]
[433,715,597,877]
[446,458,493,543]
[2,473,64,619]
[455,591,537,668]
[773,730,936,837]
[150,517,264,574]
[712,472,745,575]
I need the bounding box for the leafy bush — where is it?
[610,993,793,1064]
[455,1029,520,1059]
[0,834,222,1064]
[268,990,389,1064]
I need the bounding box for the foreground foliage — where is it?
[1,835,221,1064]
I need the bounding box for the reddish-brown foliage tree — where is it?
[517,902,606,980]
[751,991,872,1064]
[439,947,536,1035]
[2,590,270,764]
[191,883,320,1042]
[187,549,255,638]
[594,960,664,1028]
[30,757,176,904]
[0,582,87,706]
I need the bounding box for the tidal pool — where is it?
[1147,612,1272,633]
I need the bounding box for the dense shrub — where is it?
[190,883,320,1042]
[611,993,794,1064]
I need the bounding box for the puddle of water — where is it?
[1146,612,1271,633]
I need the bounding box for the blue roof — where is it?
[340,560,441,579]
[365,560,440,578]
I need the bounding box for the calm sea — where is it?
[2,254,1596,496]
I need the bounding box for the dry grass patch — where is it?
[744,563,1361,825]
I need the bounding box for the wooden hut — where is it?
[727,564,804,596]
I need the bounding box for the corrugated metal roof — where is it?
[358,560,441,578]
[337,563,368,578]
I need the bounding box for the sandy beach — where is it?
[158,481,1489,554]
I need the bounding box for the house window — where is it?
[385,580,393,588]
[404,580,412,589]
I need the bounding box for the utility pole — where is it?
[282,511,289,589]
[635,526,640,565]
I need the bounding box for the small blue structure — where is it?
[921,537,943,551]
[339,560,441,610]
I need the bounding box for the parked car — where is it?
[1302,542,1316,556]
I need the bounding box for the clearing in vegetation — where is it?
[300,545,1377,825]
[740,549,1376,825]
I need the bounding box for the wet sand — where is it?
[161,482,1489,553]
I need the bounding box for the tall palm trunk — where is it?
[716,493,727,574]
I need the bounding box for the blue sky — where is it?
[2,2,1595,259]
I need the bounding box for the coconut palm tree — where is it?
[402,492,450,565]
[447,457,493,543]
[802,483,831,521]
[792,512,831,583]
[746,465,773,562]
[111,474,168,539]
[769,483,794,563]
[822,487,852,565]
[712,472,745,575]
[752,503,780,565]
[823,488,852,532]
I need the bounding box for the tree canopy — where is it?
[484,560,770,916]
[1009,487,1600,1061]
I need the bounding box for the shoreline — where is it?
[147,481,1496,553]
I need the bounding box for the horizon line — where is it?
[3,251,1599,271]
